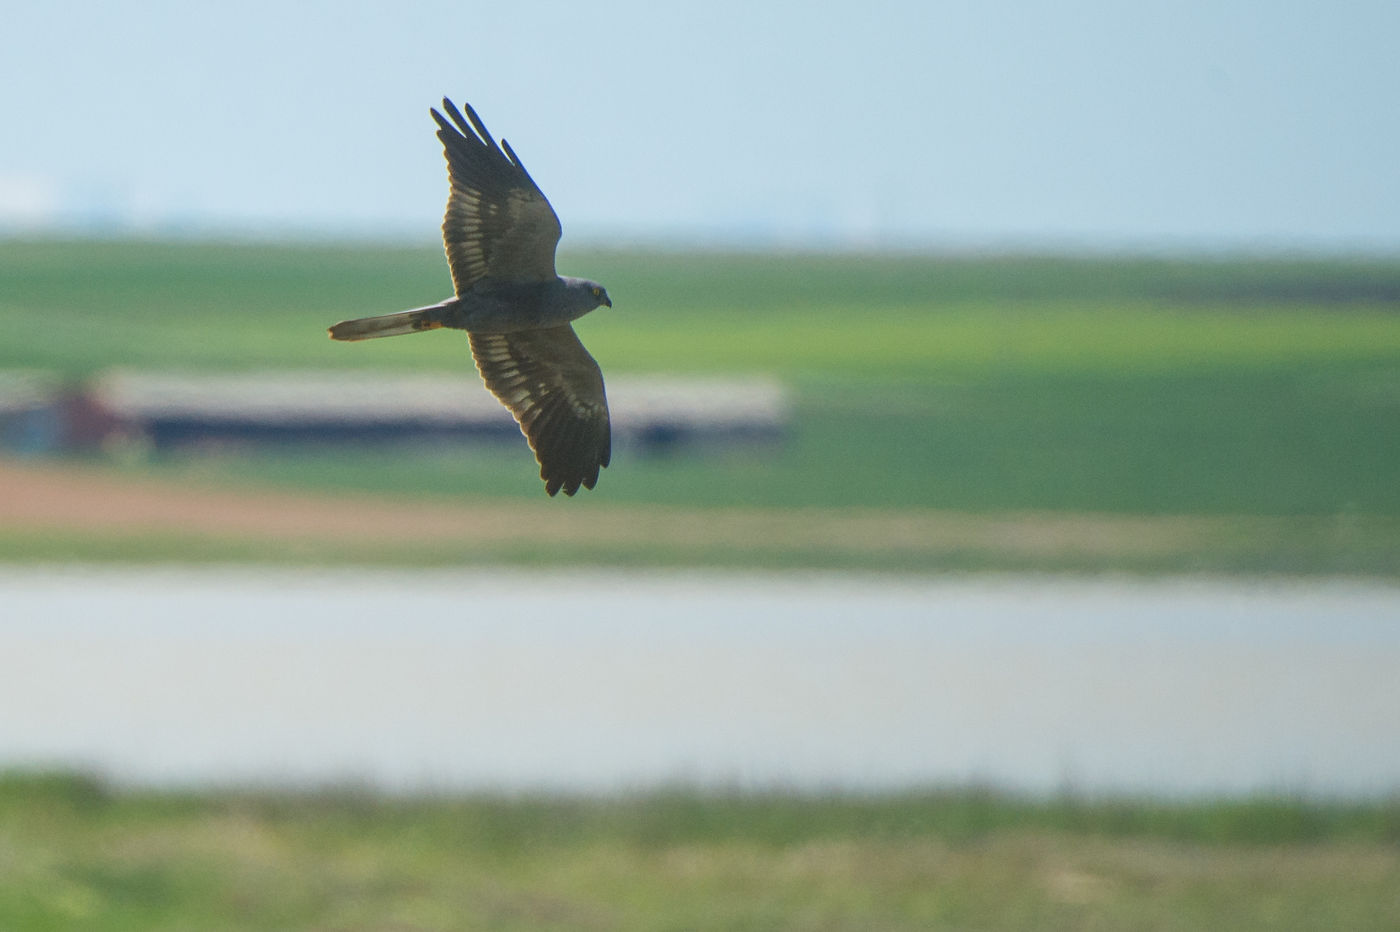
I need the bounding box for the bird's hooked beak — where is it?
[602,294,612,308]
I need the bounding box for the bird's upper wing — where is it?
[469,325,611,496]
[432,98,562,292]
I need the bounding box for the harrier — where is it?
[329,98,613,496]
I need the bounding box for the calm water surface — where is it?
[2,567,1398,797]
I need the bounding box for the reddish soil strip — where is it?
[0,457,1239,561]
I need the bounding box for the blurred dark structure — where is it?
[0,372,68,456]
[0,370,789,459]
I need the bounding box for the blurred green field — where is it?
[5,239,1400,379]
[3,771,1399,930]
[3,239,1399,569]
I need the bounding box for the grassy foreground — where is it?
[3,771,1399,930]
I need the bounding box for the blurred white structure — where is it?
[83,370,790,454]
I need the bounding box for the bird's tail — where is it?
[327,302,449,341]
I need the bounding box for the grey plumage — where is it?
[328,97,614,497]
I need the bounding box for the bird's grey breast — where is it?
[443,279,576,333]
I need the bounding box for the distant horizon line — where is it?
[4,218,1399,261]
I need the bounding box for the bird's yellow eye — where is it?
[591,287,601,298]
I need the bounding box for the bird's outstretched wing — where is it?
[469,325,611,496]
[432,98,562,292]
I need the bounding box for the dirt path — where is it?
[0,457,1262,568]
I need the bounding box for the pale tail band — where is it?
[327,303,447,341]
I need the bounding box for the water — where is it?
[2,567,1398,797]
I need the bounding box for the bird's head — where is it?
[561,276,612,315]
[586,282,612,309]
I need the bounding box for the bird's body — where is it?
[328,98,614,497]
[330,277,607,339]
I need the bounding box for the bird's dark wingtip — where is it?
[436,98,468,136]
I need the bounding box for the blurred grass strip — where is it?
[2,478,1398,575]
[1,770,1398,930]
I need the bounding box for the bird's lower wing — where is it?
[469,326,611,496]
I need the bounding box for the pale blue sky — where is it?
[3,0,1398,250]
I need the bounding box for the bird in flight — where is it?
[329,98,613,496]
